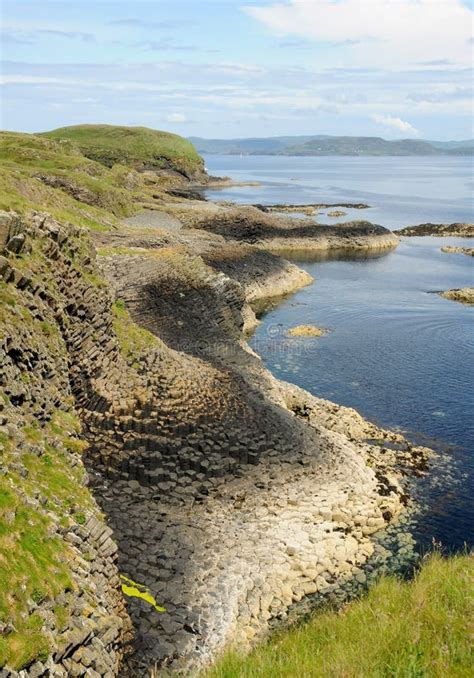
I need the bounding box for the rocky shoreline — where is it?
[149,198,399,254]
[87,198,426,675]
[1,154,433,677]
[441,245,474,257]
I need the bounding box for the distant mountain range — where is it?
[189,135,474,157]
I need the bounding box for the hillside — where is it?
[43,124,205,179]
[190,135,474,156]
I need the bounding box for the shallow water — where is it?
[204,155,473,230]
[250,238,473,551]
[204,155,474,552]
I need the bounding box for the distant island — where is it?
[189,135,474,157]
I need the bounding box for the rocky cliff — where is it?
[0,212,132,675]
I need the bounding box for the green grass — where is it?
[0,131,145,229]
[42,124,204,178]
[0,405,93,670]
[112,298,163,364]
[204,552,473,678]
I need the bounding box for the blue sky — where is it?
[1,0,473,139]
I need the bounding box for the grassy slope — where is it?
[204,552,473,678]
[0,131,148,230]
[43,124,204,177]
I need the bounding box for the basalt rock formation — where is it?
[1,130,427,677]
[154,200,399,254]
[0,212,132,676]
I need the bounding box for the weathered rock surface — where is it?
[398,222,474,237]
[440,287,474,305]
[0,211,132,677]
[156,200,399,253]
[287,325,328,337]
[440,245,474,257]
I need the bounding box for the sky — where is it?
[1,0,473,140]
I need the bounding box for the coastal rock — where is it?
[288,325,328,337]
[327,210,347,218]
[398,222,474,237]
[439,287,474,305]
[0,204,426,677]
[440,245,474,256]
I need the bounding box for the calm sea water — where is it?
[205,156,474,551]
[204,155,473,230]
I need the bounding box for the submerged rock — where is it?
[440,245,474,257]
[288,324,328,337]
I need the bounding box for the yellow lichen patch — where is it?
[120,575,165,613]
[287,324,328,337]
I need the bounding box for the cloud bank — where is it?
[244,0,473,67]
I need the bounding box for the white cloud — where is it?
[165,112,187,123]
[371,113,418,135]
[244,0,473,67]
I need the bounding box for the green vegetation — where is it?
[43,124,204,178]
[112,298,163,364]
[0,270,92,670]
[0,408,92,670]
[0,131,145,230]
[204,552,473,678]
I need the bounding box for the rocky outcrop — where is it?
[439,287,474,305]
[160,201,398,254]
[440,245,474,256]
[398,222,474,237]
[0,212,132,676]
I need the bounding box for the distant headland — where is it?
[189,135,474,157]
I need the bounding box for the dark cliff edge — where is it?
[1,128,431,676]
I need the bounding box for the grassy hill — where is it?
[43,124,205,178]
[0,131,147,230]
[204,551,473,678]
[0,126,202,231]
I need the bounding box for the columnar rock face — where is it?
[0,212,132,676]
[0,209,422,677]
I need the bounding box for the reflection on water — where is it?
[251,236,474,552]
[269,247,393,263]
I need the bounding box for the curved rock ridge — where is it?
[1,207,421,677]
[441,245,474,257]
